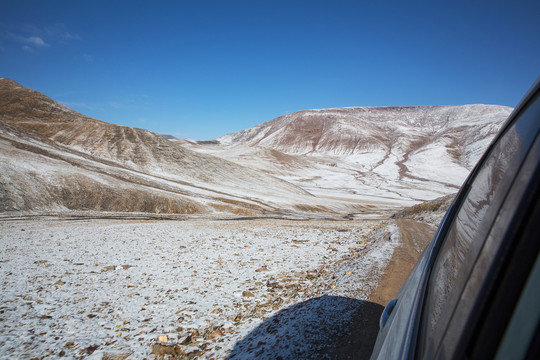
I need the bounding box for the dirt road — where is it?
[322,219,437,360]
[370,219,436,306]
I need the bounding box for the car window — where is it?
[494,251,540,360]
[419,92,540,358]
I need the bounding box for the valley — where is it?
[0,78,512,218]
[0,78,513,359]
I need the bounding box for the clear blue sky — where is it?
[1,0,539,140]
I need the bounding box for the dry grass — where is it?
[213,197,266,211]
[393,194,455,219]
[52,181,206,214]
[209,203,257,216]
[293,204,331,212]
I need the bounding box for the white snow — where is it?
[0,218,396,359]
[209,105,512,209]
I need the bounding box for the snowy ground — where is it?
[0,218,398,359]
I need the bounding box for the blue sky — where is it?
[1,0,539,140]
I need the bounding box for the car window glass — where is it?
[495,250,540,360]
[420,92,540,358]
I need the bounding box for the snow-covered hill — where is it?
[218,106,509,167]
[190,105,512,211]
[0,78,512,217]
[0,79,339,216]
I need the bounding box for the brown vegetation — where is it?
[392,194,455,227]
[293,204,332,213]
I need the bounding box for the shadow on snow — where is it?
[228,295,383,360]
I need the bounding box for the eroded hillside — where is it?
[0,78,512,217]
[0,79,340,216]
[189,105,511,209]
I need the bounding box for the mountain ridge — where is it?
[190,103,512,208]
[0,78,513,217]
[0,79,332,216]
[217,105,511,162]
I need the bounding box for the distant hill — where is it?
[160,134,177,140]
[218,105,511,167]
[192,105,512,209]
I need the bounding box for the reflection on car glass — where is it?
[514,92,540,158]
[423,126,522,356]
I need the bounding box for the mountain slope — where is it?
[218,105,510,165]
[0,79,337,216]
[1,78,512,217]
[191,105,512,208]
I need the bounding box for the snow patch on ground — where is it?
[0,218,396,359]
